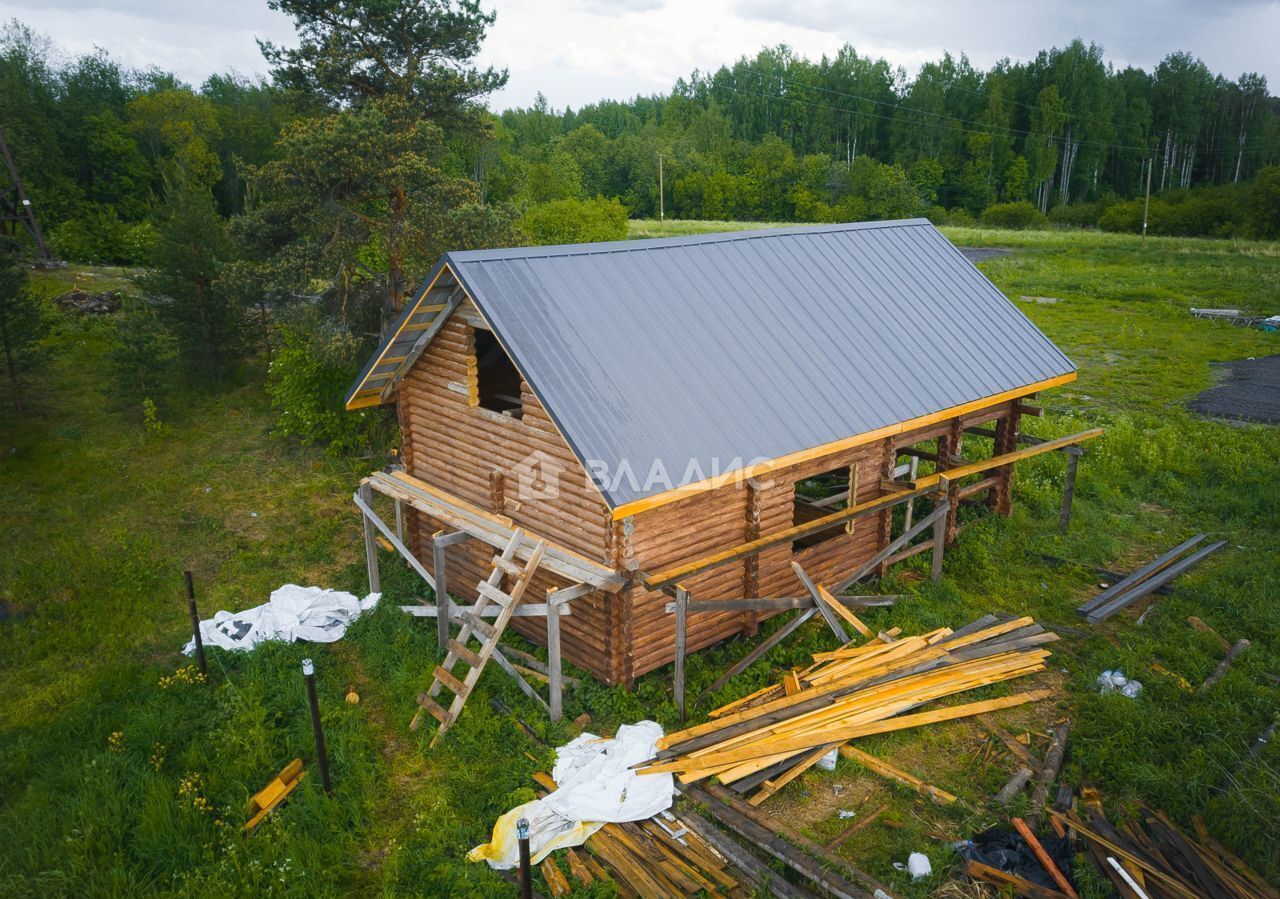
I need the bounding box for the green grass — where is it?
[3,227,1279,896]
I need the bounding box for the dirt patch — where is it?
[1190,355,1280,424]
[960,247,1014,265]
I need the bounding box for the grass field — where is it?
[2,225,1279,897]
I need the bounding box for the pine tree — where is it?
[141,177,243,386]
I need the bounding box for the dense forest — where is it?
[1,1,1279,439]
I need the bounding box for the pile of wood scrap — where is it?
[636,614,1058,803]
[1078,534,1225,623]
[1053,795,1279,899]
[528,770,893,898]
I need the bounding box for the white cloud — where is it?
[0,0,1275,110]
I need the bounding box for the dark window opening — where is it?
[475,329,524,418]
[792,466,854,552]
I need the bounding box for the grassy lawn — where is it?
[3,225,1279,896]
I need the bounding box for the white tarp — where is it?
[182,584,380,654]
[468,721,673,869]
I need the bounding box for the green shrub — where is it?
[1048,196,1119,229]
[979,201,1047,230]
[521,196,629,245]
[1098,198,1146,233]
[929,206,975,227]
[1246,166,1280,239]
[48,205,156,265]
[266,308,392,456]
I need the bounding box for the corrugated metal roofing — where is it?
[352,219,1076,510]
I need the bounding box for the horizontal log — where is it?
[911,428,1104,489]
[664,595,899,613]
[399,602,573,617]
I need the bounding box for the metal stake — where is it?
[517,817,532,899]
[302,659,332,794]
[183,570,207,677]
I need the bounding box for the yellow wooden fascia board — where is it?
[342,264,457,411]
[609,371,1077,520]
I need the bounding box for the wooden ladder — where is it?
[411,529,546,745]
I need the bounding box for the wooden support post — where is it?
[1059,447,1082,533]
[432,533,451,652]
[358,482,381,594]
[931,480,949,584]
[742,481,761,637]
[394,498,404,544]
[674,587,689,720]
[902,455,919,533]
[546,589,563,722]
[992,408,1021,515]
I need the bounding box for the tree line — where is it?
[1,3,1278,437]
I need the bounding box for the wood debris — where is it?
[1054,799,1279,899]
[636,614,1058,800]
[1078,534,1225,623]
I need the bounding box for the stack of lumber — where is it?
[1078,534,1225,623]
[1053,800,1279,899]
[637,614,1058,798]
[528,771,753,898]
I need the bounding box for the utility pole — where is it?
[656,153,665,224]
[0,126,50,261]
[1141,155,1153,247]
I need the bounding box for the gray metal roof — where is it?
[357,219,1076,510]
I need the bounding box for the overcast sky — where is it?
[2,0,1277,111]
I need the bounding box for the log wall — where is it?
[397,316,622,682]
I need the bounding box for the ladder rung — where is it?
[477,581,513,606]
[461,612,496,639]
[433,665,467,697]
[448,639,482,668]
[416,693,451,724]
[492,556,524,577]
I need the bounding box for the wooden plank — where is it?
[433,665,466,697]
[400,603,572,618]
[447,639,482,668]
[368,470,624,591]
[664,595,898,613]
[791,561,849,642]
[1012,816,1079,897]
[1078,535,1207,614]
[677,810,819,899]
[358,483,381,594]
[839,745,958,805]
[432,532,451,652]
[911,428,1105,489]
[547,595,562,721]
[1187,616,1232,654]
[815,585,873,639]
[1086,541,1226,622]
[966,859,1071,899]
[674,587,689,720]
[1059,449,1081,532]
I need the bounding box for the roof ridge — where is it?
[446,218,934,264]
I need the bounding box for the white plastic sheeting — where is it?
[182,584,380,654]
[468,721,673,869]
